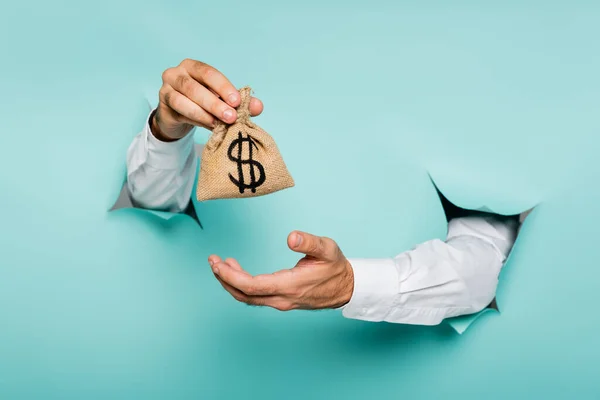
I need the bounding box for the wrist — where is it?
[333,259,354,308]
[150,110,178,143]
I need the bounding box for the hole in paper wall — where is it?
[108,143,205,228]
[431,178,534,315]
[109,180,202,227]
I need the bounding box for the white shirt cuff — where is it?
[341,258,399,321]
[144,110,196,170]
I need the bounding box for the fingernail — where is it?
[212,266,220,275]
[209,259,214,266]
[294,233,302,247]
[228,93,238,104]
[223,109,235,121]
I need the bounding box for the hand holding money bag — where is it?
[196,87,295,201]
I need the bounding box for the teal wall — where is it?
[1,1,599,398]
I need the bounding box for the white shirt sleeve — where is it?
[126,110,198,213]
[342,215,519,325]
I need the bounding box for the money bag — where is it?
[196,86,295,201]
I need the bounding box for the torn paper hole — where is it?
[445,309,498,335]
[109,180,202,227]
[428,174,536,334]
[445,207,535,334]
[108,132,205,227]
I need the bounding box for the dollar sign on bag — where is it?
[228,131,266,193]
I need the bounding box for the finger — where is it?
[215,274,294,310]
[225,258,248,273]
[176,114,213,130]
[161,87,216,127]
[159,102,213,130]
[209,256,248,276]
[214,273,250,302]
[213,261,293,296]
[287,231,338,261]
[169,74,237,124]
[156,102,213,131]
[180,59,241,108]
[206,85,262,118]
[208,255,250,274]
[249,97,264,117]
[208,255,222,266]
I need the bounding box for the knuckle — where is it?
[244,284,258,296]
[200,64,216,80]
[333,246,342,259]
[321,237,338,257]
[158,86,169,101]
[208,97,223,115]
[275,303,293,312]
[175,74,192,92]
[161,68,175,83]
[180,58,198,69]
[310,237,324,254]
[203,114,216,127]
[233,293,247,303]
[163,91,173,107]
[230,290,246,302]
[262,283,276,295]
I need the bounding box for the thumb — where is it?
[287,231,337,261]
[249,97,264,117]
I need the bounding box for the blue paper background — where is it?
[1,1,599,398]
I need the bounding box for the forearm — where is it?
[126,110,197,213]
[342,215,518,325]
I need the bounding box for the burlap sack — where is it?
[196,87,295,201]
